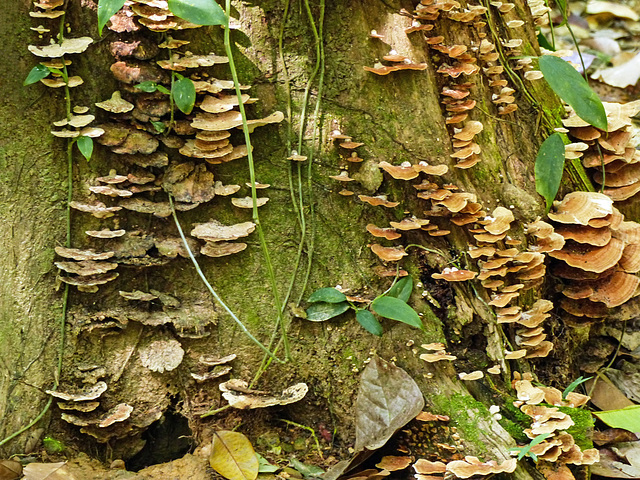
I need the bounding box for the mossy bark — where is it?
[0,1,591,478]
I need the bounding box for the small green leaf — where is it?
[355,309,383,336]
[43,436,65,454]
[562,376,592,399]
[167,0,227,26]
[537,32,554,51]
[289,458,325,479]
[510,433,551,461]
[173,76,196,114]
[157,85,171,95]
[594,405,640,432]
[23,64,50,86]
[305,302,350,322]
[135,81,158,93]
[257,454,278,473]
[371,296,423,330]
[387,276,413,303]
[76,136,93,161]
[308,288,347,304]
[539,55,607,131]
[97,0,127,35]
[151,121,166,133]
[535,133,566,212]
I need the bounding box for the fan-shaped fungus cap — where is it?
[200,93,251,113]
[191,221,256,242]
[46,381,108,402]
[413,459,447,474]
[367,224,401,240]
[359,195,400,208]
[379,161,419,180]
[95,91,134,113]
[587,270,640,307]
[554,224,611,246]
[420,351,457,362]
[55,246,114,261]
[481,207,514,234]
[390,217,430,230]
[515,380,545,404]
[453,121,484,141]
[29,37,93,57]
[231,197,269,208]
[549,237,624,273]
[55,260,118,276]
[548,192,613,225]
[364,63,428,75]
[370,244,407,261]
[459,370,484,380]
[201,242,248,257]
[139,339,184,373]
[446,458,516,478]
[432,267,477,281]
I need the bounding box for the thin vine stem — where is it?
[297,0,325,305]
[224,0,290,360]
[168,195,284,363]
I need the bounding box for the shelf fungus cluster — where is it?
[362,160,451,265]
[563,100,640,202]
[498,299,554,359]
[54,1,285,288]
[513,375,598,480]
[544,192,640,322]
[45,381,145,443]
[327,129,368,196]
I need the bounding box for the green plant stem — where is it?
[224,0,290,361]
[280,419,323,458]
[297,0,325,304]
[168,195,283,363]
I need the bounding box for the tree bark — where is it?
[1,1,593,478]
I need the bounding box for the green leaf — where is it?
[537,32,554,51]
[308,287,347,303]
[76,136,93,161]
[135,81,158,93]
[562,376,592,399]
[157,85,171,95]
[371,296,423,330]
[256,454,278,473]
[172,76,196,114]
[97,0,127,35]
[535,133,566,212]
[151,121,166,133]
[289,458,325,479]
[594,405,640,432]
[355,309,383,336]
[167,0,227,25]
[539,55,607,131]
[510,433,551,461]
[305,301,350,322]
[387,276,413,303]
[23,64,50,86]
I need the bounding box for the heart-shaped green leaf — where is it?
[168,0,227,26]
[355,309,383,336]
[97,0,127,35]
[371,296,423,330]
[76,136,94,161]
[173,75,196,114]
[535,132,565,212]
[306,301,350,322]
[539,55,607,131]
[308,287,347,303]
[387,276,413,303]
[23,64,50,86]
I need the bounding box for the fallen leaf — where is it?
[210,431,259,480]
[289,458,325,478]
[0,460,22,480]
[22,462,74,480]
[355,356,425,451]
[592,442,640,478]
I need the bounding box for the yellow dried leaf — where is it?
[210,431,259,480]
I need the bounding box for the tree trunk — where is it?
[0,0,605,478]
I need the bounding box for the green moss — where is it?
[559,406,594,450]
[430,393,491,453]
[499,401,532,444]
